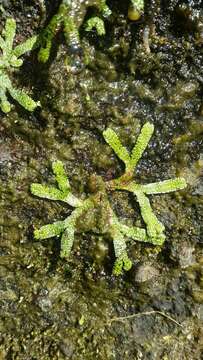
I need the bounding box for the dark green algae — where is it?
[0,0,203,359]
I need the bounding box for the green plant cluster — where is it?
[31,123,187,275]
[1,5,187,276]
[1,2,147,113]
[0,2,111,112]
[0,18,40,113]
[38,0,111,63]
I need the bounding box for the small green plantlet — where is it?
[38,0,111,63]
[0,18,40,113]
[31,123,187,275]
[85,17,106,36]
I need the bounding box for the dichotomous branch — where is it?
[31,123,187,275]
[0,18,40,113]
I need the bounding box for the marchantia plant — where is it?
[0,18,40,113]
[31,123,187,275]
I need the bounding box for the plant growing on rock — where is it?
[37,0,111,63]
[31,123,186,275]
[0,18,40,113]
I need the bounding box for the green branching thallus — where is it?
[0,18,40,113]
[31,123,186,275]
[37,0,111,63]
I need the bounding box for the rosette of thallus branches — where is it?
[31,122,186,275]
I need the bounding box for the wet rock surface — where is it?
[0,0,203,359]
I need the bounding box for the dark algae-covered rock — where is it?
[0,0,203,359]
